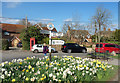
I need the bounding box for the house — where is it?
[1,23,58,47]
[100,28,114,38]
[1,23,25,47]
[66,25,92,44]
[35,24,62,38]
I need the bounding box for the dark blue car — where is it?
[61,43,87,53]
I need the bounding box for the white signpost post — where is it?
[47,23,54,61]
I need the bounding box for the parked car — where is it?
[95,43,120,53]
[17,42,22,48]
[61,43,87,53]
[31,44,56,53]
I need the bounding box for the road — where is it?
[1,47,88,62]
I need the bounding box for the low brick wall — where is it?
[51,44,96,52]
[52,45,62,51]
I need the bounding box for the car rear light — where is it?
[64,46,66,48]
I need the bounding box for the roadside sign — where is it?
[51,33,63,37]
[47,23,54,31]
[52,40,64,45]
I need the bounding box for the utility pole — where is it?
[26,16,28,28]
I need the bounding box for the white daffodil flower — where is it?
[1,68,6,72]
[90,73,92,75]
[1,75,4,79]
[90,68,93,71]
[61,68,63,71]
[53,75,56,80]
[86,71,89,73]
[5,71,7,75]
[56,72,59,76]
[37,70,40,74]
[86,67,89,70]
[54,67,57,70]
[8,74,10,77]
[82,73,85,76]
[19,75,21,78]
[1,63,4,67]
[49,73,53,78]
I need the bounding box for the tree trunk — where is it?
[98,24,101,43]
[95,35,98,43]
[98,24,101,52]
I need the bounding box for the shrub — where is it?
[22,40,30,50]
[41,37,49,44]
[2,39,9,50]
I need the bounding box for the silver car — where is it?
[31,44,56,53]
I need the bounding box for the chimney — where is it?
[68,25,70,30]
[103,27,106,31]
[108,28,111,31]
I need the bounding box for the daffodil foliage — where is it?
[0,56,114,82]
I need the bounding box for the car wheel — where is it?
[51,49,54,53]
[33,49,38,53]
[67,49,71,53]
[106,50,109,53]
[82,49,86,53]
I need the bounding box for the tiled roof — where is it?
[34,24,57,32]
[1,23,25,33]
[42,27,57,32]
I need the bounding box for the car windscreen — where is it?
[37,45,42,47]
[96,44,103,48]
[18,42,22,44]
[105,44,115,47]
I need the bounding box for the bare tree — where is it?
[62,13,91,44]
[92,6,112,43]
[61,20,74,41]
[18,19,26,25]
[18,18,33,27]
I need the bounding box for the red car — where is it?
[95,43,120,53]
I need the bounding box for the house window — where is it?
[4,32,9,35]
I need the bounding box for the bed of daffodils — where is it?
[0,56,114,82]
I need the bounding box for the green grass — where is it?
[110,54,120,60]
[88,53,120,60]
[95,65,118,81]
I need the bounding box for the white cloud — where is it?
[1,18,20,23]
[29,20,38,24]
[5,2,21,8]
[40,19,54,21]
[64,18,72,22]
[110,24,118,27]
[0,18,55,25]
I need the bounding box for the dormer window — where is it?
[4,32,10,35]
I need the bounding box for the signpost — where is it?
[51,33,63,37]
[47,23,54,61]
[52,40,64,45]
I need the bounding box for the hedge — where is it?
[2,39,9,50]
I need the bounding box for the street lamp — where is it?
[47,23,54,61]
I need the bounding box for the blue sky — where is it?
[2,2,118,31]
